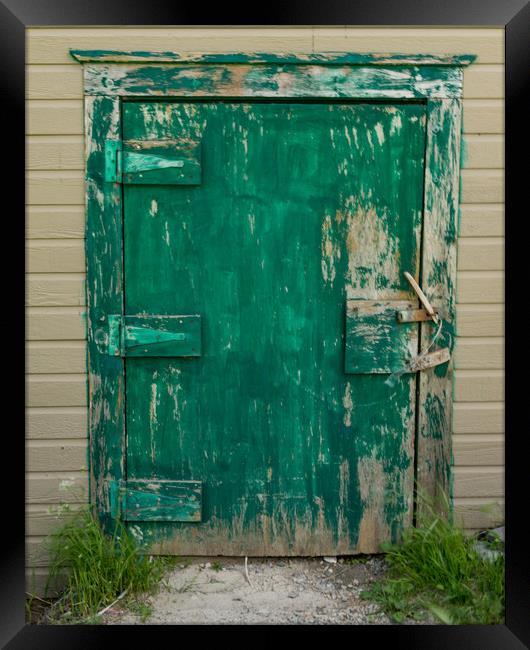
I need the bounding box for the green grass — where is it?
[40,505,175,624]
[361,500,504,625]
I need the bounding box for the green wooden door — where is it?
[120,100,427,555]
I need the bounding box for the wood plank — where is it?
[463,99,504,134]
[26,472,89,504]
[26,341,87,374]
[26,206,85,239]
[26,567,67,597]
[26,65,83,99]
[463,65,503,99]
[453,434,504,465]
[453,402,504,434]
[27,441,87,472]
[26,537,51,567]
[456,304,504,337]
[313,28,504,64]
[84,62,464,99]
[26,504,82,536]
[461,170,503,203]
[27,240,85,273]
[111,479,202,522]
[26,135,84,170]
[26,100,84,135]
[457,238,503,271]
[26,274,85,307]
[457,271,503,303]
[459,204,503,237]
[416,98,460,517]
[454,498,504,529]
[344,300,417,373]
[462,135,503,168]
[26,407,88,439]
[454,337,503,369]
[26,375,87,407]
[454,370,504,402]
[27,171,84,205]
[453,467,503,498]
[84,96,126,525]
[27,27,315,64]
[26,27,503,64]
[26,307,86,339]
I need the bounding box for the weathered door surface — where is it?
[120,101,427,555]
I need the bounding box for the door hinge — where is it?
[104,138,200,184]
[104,140,122,182]
[105,314,202,357]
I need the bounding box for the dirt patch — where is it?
[103,556,393,625]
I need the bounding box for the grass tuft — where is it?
[41,505,174,624]
[361,496,504,624]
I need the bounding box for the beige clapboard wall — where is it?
[25,26,504,591]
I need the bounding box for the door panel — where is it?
[122,101,426,554]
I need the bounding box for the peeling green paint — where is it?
[80,56,465,553]
[119,101,426,554]
[70,49,476,67]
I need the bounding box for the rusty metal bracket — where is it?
[396,308,440,323]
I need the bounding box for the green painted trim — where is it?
[416,98,462,518]
[70,49,476,66]
[83,63,464,99]
[85,96,125,530]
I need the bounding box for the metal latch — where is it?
[402,271,450,372]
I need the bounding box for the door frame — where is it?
[72,49,474,531]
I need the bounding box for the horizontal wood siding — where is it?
[25,27,504,592]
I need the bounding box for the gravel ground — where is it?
[103,556,394,625]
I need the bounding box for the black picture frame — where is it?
[6,0,529,646]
